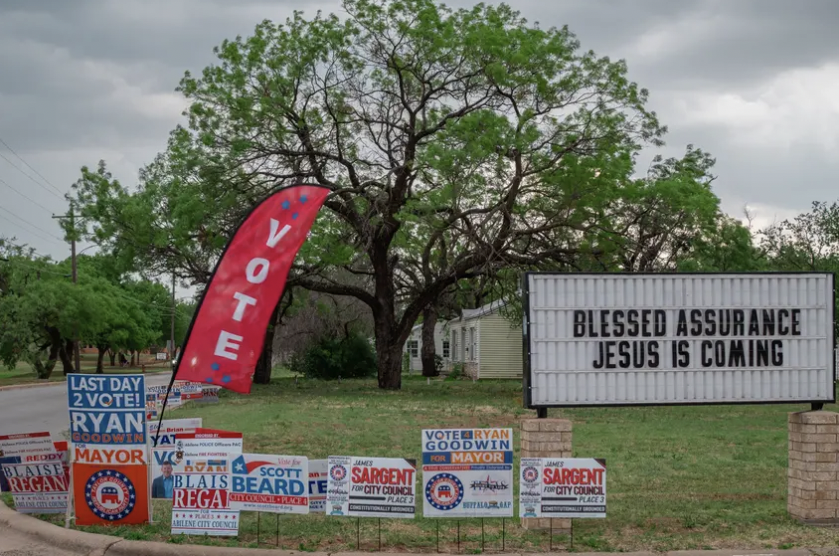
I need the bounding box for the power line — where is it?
[0,204,63,240]
[0,176,59,212]
[0,137,65,197]
[0,208,65,247]
[0,151,64,201]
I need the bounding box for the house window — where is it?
[451,332,459,362]
[469,327,477,361]
[407,340,419,358]
[442,340,450,359]
[461,329,467,360]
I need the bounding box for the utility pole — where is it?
[52,202,81,373]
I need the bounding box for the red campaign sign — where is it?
[175,488,230,509]
[73,463,150,526]
[174,185,329,394]
[178,428,244,440]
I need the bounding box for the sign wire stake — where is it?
[502,518,506,552]
[356,518,361,550]
[436,520,440,553]
[481,518,484,552]
[64,458,74,529]
[276,513,280,548]
[257,511,261,545]
[378,517,382,551]
[549,518,554,552]
[457,520,461,553]
[571,520,574,550]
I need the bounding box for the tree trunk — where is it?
[253,303,281,385]
[373,312,403,389]
[421,306,439,377]
[35,342,59,380]
[130,352,136,367]
[96,346,106,374]
[48,329,74,375]
[108,350,116,367]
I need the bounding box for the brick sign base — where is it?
[788,411,839,525]
[520,418,573,533]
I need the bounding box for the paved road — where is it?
[0,528,78,556]
[0,373,173,438]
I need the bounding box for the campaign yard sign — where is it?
[422,428,514,518]
[0,432,58,492]
[2,461,68,514]
[0,431,57,459]
[327,456,416,519]
[176,381,204,402]
[229,454,309,514]
[73,462,151,525]
[308,459,327,513]
[179,429,243,459]
[148,418,203,500]
[145,392,159,420]
[519,458,606,519]
[171,457,239,537]
[195,385,221,404]
[147,385,181,409]
[68,374,147,466]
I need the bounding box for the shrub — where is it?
[446,362,464,381]
[289,332,377,380]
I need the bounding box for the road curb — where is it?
[2,499,837,556]
[0,370,172,391]
[107,539,320,556]
[0,499,122,555]
[0,381,58,391]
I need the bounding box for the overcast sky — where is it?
[1,0,837,279]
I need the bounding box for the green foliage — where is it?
[0,238,173,375]
[446,362,464,381]
[676,215,767,272]
[433,353,444,374]
[69,0,731,389]
[288,332,377,381]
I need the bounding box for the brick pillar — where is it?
[520,418,573,531]
[788,411,839,524]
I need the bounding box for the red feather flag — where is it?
[171,184,329,395]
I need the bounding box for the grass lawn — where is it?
[0,354,171,387]
[7,375,839,552]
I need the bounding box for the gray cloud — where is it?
[1,0,838,260]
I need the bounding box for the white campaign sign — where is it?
[524,272,836,407]
[171,457,239,536]
[519,458,606,519]
[326,456,416,519]
[148,418,202,500]
[228,453,309,514]
[308,459,327,513]
[422,428,514,518]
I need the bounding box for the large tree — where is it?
[760,201,839,338]
[169,0,673,389]
[69,0,728,389]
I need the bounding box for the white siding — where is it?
[526,273,835,406]
[404,323,448,372]
[478,311,523,379]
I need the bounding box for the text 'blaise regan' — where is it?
[572,308,803,370]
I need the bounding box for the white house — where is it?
[446,300,522,380]
[403,321,450,373]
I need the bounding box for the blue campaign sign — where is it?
[67,374,147,450]
[69,410,146,444]
[68,375,145,410]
